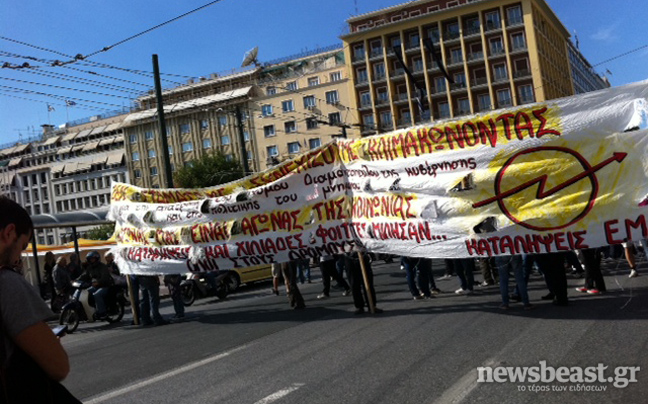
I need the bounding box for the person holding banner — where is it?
[453,258,475,295]
[495,255,532,310]
[317,254,350,299]
[279,261,305,310]
[343,252,382,315]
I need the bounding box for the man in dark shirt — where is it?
[78,251,113,319]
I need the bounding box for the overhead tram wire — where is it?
[8,67,144,95]
[0,91,115,112]
[0,77,135,99]
[0,85,126,108]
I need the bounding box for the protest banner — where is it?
[109,81,648,275]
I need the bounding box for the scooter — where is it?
[59,281,127,333]
[180,270,229,306]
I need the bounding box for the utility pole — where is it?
[152,54,174,188]
[235,105,251,175]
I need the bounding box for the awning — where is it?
[81,141,100,152]
[98,137,116,146]
[51,164,65,174]
[12,144,30,153]
[74,162,92,173]
[113,135,124,143]
[0,173,15,186]
[70,144,84,152]
[8,157,22,167]
[42,136,60,146]
[58,146,72,154]
[125,86,253,122]
[0,146,16,157]
[106,152,124,165]
[104,122,123,132]
[89,125,107,135]
[76,129,92,140]
[30,209,111,230]
[93,154,108,164]
[60,132,78,142]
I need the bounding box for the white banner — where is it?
[109,81,648,275]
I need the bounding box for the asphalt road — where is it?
[59,257,648,404]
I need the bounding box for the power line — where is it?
[0,85,126,108]
[0,90,114,112]
[0,76,134,99]
[592,44,648,67]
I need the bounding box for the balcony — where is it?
[412,65,425,74]
[380,122,394,131]
[467,52,484,62]
[450,82,467,91]
[447,56,464,66]
[472,77,488,87]
[391,68,405,77]
[510,43,527,53]
[454,109,471,117]
[375,95,390,106]
[373,72,386,82]
[485,21,502,32]
[397,118,413,127]
[432,86,447,95]
[444,31,461,42]
[463,26,481,37]
[507,16,524,27]
[514,69,531,79]
[519,96,535,104]
[489,48,506,58]
[394,93,409,103]
[355,76,369,86]
[405,41,421,52]
[359,101,373,110]
[369,49,383,59]
[492,75,509,84]
[352,54,365,64]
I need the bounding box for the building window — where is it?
[145,131,154,141]
[180,123,191,134]
[134,169,141,179]
[412,56,423,72]
[454,72,466,87]
[266,145,278,157]
[434,77,446,92]
[203,138,212,149]
[360,91,371,107]
[306,118,318,130]
[489,37,504,55]
[507,5,523,25]
[450,48,463,64]
[219,115,228,126]
[243,131,250,142]
[309,138,321,149]
[329,112,341,125]
[356,67,368,83]
[201,119,209,130]
[380,111,393,129]
[282,100,294,112]
[325,90,339,104]
[438,102,450,118]
[353,44,365,60]
[493,63,508,81]
[148,149,156,158]
[266,86,276,95]
[373,62,385,80]
[132,152,140,161]
[518,85,534,103]
[511,32,526,50]
[363,114,375,128]
[497,89,512,106]
[477,94,491,111]
[330,71,342,82]
[247,150,253,160]
[284,121,297,133]
[286,81,298,91]
[308,77,320,87]
[168,146,173,155]
[457,98,470,114]
[129,134,137,143]
[376,87,389,104]
[301,96,314,110]
[264,125,275,137]
[485,10,501,29]
[288,142,300,154]
[182,142,193,152]
[150,167,158,176]
[221,135,231,145]
[262,104,273,117]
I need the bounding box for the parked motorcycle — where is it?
[181,271,229,306]
[59,281,127,333]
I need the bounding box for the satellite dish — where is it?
[241,47,260,67]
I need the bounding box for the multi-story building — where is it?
[254,45,359,168]
[0,115,128,245]
[340,0,609,136]
[123,67,261,188]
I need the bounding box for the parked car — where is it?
[224,264,273,292]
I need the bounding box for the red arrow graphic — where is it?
[473,152,627,209]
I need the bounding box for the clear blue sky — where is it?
[1,0,646,147]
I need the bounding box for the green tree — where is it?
[86,223,115,240]
[173,151,245,188]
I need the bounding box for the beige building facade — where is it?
[341,0,608,136]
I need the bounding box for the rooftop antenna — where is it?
[241,46,260,67]
[573,30,579,49]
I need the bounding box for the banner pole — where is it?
[126,275,139,325]
[357,251,376,314]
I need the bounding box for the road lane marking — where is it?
[84,344,249,403]
[431,359,497,404]
[253,384,305,404]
